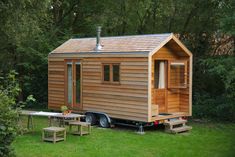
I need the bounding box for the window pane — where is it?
[154,60,159,88]
[158,61,165,88]
[169,63,185,88]
[103,65,110,81]
[67,64,72,104]
[76,63,81,104]
[113,65,120,82]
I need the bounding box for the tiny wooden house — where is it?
[48,32,192,126]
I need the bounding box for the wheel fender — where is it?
[85,111,111,124]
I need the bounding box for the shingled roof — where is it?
[51,33,173,53]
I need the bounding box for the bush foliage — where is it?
[193,56,235,121]
[0,71,20,157]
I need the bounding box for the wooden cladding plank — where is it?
[48,99,64,105]
[49,65,64,69]
[48,87,64,92]
[48,74,64,78]
[121,69,148,74]
[48,78,64,82]
[83,72,101,76]
[83,90,148,98]
[49,92,64,98]
[83,86,147,94]
[83,102,147,114]
[82,76,100,81]
[121,65,148,70]
[122,62,148,66]
[121,73,148,78]
[121,77,148,82]
[48,81,64,85]
[48,61,64,65]
[49,97,65,102]
[83,83,147,90]
[48,57,64,61]
[48,68,64,72]
[84,93,147,103]
[82,96,147,107]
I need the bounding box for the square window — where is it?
[102,63,120,84]
[168,61,187,88]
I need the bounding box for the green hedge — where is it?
[193,56,235,122]
[0,71,20,157]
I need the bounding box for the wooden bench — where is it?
[69,121,91,136]
[42,127,66,143]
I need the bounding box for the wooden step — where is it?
[164,119,187,126]
[170,125,192,134]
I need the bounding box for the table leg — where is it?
[27,115,33,130]
[59,118,62,127]
[80,125,82,136]
[64,130,66,141]
[31,116,34,130]
[63,118,65,127]
[69,124,72,132]
[48,116,52,126]
[42,130,45,141]
[53,132,56,144]
[27,115,30,130]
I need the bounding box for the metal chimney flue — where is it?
[95,26,102,51]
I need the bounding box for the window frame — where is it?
[168,60,187,89]
[102,63,120,84]
[64,59,82,109]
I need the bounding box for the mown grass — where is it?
[13,117,235,157]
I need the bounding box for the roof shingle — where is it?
[51,33,172,53]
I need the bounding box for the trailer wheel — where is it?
[99,115,110,128]
[85,113,96,125]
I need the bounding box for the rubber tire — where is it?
[99,115,110,128]
[85,113,97,125]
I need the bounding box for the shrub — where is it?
[0,71,20,157]
[193,56,235,122]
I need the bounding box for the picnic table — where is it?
[19,110,85,130]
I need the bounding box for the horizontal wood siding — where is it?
[82,57,149,122]
[48,57,65,110]
[48,55,149,122]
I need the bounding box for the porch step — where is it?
[164,118,192,134]
[170,125,192,134]
[164,119,187,126]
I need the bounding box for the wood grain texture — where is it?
[48,57,65,109]
[151,46,190,115]
[48,56,149,122]
[82,57,149,122]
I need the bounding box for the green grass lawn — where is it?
[13,117,235,157]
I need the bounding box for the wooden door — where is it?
[65,60,82,109]
[153,60,168,113]
[154,89,167,113]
